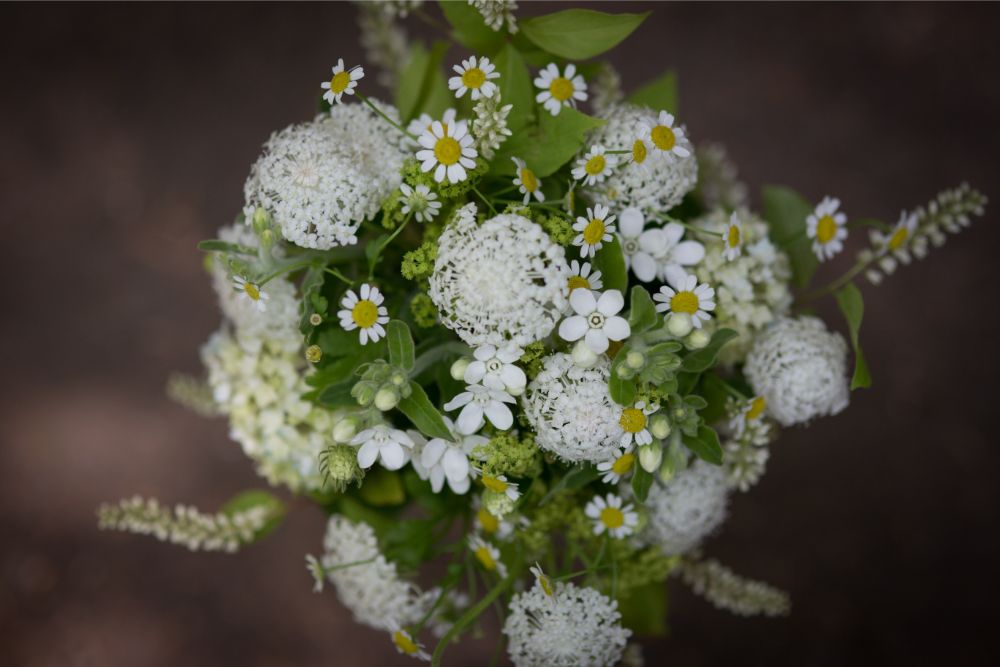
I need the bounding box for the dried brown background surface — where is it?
[2,2,999,665]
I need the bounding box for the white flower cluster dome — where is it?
[428,205,569,347]
[585,103,698,216]
[743,316,850,426]
[243,101,408,249]
[522,353,622,463]
[642,460,729,555]
[503,581,631,667]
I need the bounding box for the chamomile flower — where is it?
[618,401,656,448]
[399,183,441,223]
[475,505,514,540]
[406,108,457,141]
[232,275,268,312]
[480,473,521,502]
[566,260,603,294]
[636,110,691,161]
[529,563,555,599]
[654,271,716,329]
[470,535,508,577]
[881,209,919,254]
[415,119,479,184]
[585,493,639,539]
[321,58,364,104]
[511,157,544,203]
[534,62,588,116]
[338,283,390,345]
[730,396,768,438]
[448,55,500,100]
[350,425,415,471]
[597,447,637,484]
[572,145,617,186]
[465,344,527,394]
[630,134,652,170]
[443,384,516,433]
[558,288,631,354]
[572,204,616,258]
[723,212,744,261]
[806,196,848,261]
[389,624,430,662]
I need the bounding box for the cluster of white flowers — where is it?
[503,581,631,667]
[722,397,775,492]
[696,143,749,211]
[589,64,624,118]
[678,557,790,617]
[356,1,410,88]
[743,316,850,427]
[641,460,729,556]
[617,207,705,283]
[469,0,518,33]
[429,205,569,347]
[243,102,408,249]
[472,92,513,160]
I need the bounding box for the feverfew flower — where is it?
[481,473,521,502]
[338,283,390,345]
[597,447,636,484]
[470,535,508,577]
[730,395,769,438]
[389,624,430,662]
[232,276,268,312]
[572,204,616,258]
[723,211,744,261]
[641,460,729,555]
[616,207,704,283]
[558,288,630,354]
[806,196,848,261]
[399,183,441,223]
[879,209,919,255]
[449,55,500,100]
[321,58,364,104]
[534,62,587,116]
[512,157,544,203]
[351,425,415,471]
[566,260,603,294]
[406,108,457,142]
[585,493,639,539]
[618,401,656,448]
[654,271,716,329]
[415,119,478,184]
[465,344,527,394]
[636,110,691,161]
[572,145,617,186]
[444,384,516,432]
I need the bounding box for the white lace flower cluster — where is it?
[472,93,514,160]
[696,143,749,211]
[429,205,569,347]
[522,353,622,463]
[243,102,408,249]
[503,581,631,667]
[743,316,850,427]
[469,0,519,33]
[722,397,775,492]
[641,460,729,556]
[320,516,439,631]
[356,1,411,88]
[678,558,790,617]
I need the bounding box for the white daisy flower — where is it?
[534,62,588,116]
[399,183,441,223]
[529,562,556,598]
[729,396,768,438]
[618,401,657,448]
[443,384,516,433]
[806,196,848,261]
[558,288,631,354]
[337,283,390,345]
[232,275,268,312]
[321,58,364,105]
[585,493,639,539]
[571,145,617,186]
[448,55,500,100]
[511,157,544,203]
[465,344,527,394]
[350,425,414,471]
[412,418,488,495]
[723,211,744,261]
[469,535,507,578]
[653,270,716,329]
[880,209,919,254]
[566,260,603,294]
[636,110,691,161]
[475,503,514,540]
[406,108,457,142]
[480,473,521,502]
[389,624,430,662]
[597,447,637,484]
[572,204,616,258]
[415,119,478,184]
[630,133,653,170]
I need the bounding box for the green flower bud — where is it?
[374,387,400,411]
[450,358,471,381]
[390,371,408,387]
[615,363,635,380]
[309,313,323,326]
[686,328,711,349]
[305,344,322,363]
[321,444,362,492]
[332,418,358,444]
[352,380,377,407]
[638,443,663,473]
[252,206,270,234]
[650,414,671,440]
[625,350,646,370]
[259,228,276,251]
[571,340,599,369]
[666,312,693,337]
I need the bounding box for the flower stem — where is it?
[431,571,514,666]
[794,255,874,307]
[471,184,498,216]
[323,266,354,286]
[357,92,417,141]
[658,216,723,239]
[367,213,413,280]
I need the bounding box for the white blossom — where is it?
[641,460,729,556]
[444,384,516,432]
[465,344,527,393]
[616,207,704,282]
[558,288,630,354]
[351,425,415,470]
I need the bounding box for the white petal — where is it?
[357,441,379,469]
[443,392,472,411]
[558,316,588,342]
[619,207,644,237]
[380,443,407,470]
[671,240,706,266]
[442,448,469,480]
[631,253,658,282]
[570,287,597,315]
[597,289,624,316]
[585,328,609,353]
[484,402,513,430]
[500,365,526,391]
[456,404,484,434]
[662,223,684,246]
[422,438,447,468]
[464,361,487,384]
[603,316,630,341]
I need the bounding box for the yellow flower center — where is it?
[537,573,554,597]
[567,275,591,291]
[329,70,351,94]
[600,507,625,529]
[746,396,767,421]
[816,215,838,244]
[670,291,700,314]
[482,475,508,494]
[888,226,909,250]
[474,546,497,571]
[477,508,499,534]
[393,631,419,655]
[727,224,741,248]
[583,218,605,245]
[549,77,574,101]
[650,124,676,151]
[611,452,636,476]
[351,300,379,328]
[462,67,487,89]
[242,281,261,301]
[584,154,606,176]
[434,136,462,166]
[519,168,538,192]
[305,345,322,363]
[619,408,647,433]
[632,139,647,164]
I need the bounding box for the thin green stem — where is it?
[414,7,451,34]
[658,216,723,239]
[471,185,498,215]
[431,572,515,667]
[322,556,377,573]
[258,259,315,286]
[715,375,750,401]
[323,266,354,286]
[605,149,631,155]
[795,256,874,307]
[357,92,417,141]
[367,213,413,280]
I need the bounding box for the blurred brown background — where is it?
[2,2,999,665]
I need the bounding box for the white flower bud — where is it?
[506,383,525,397]
[374,387,400,411]
[666,313,693,337]
[332,418,357,444]
[390,371,408,387]
[638,443,663,473]
[571,340,599,368]
[686,329,710,349]
[625,350,646,369]
[450,358,471,381]
[649,414,671,440]
[252,206,270,234]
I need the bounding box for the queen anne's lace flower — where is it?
[743,316,850,426]
[243,103,408,249]
[522,353,623,463]
[428,205,569,347]
[503,581,631,667]
[641,460,729,555]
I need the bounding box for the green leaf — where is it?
[439,0,505,54]
[628,70,679,114]
[631,465,653,503]
[494,106,604,177]
[398,381,454,440]
[682,425,724,465]
[197,239,256,255]
[628,285,658,333]
[609,372,637,406]
[699,373,731,425]
[412,341,470,379]
[592,235,628,293]
[540,465,599,505]
[336,496,395,535]
[762,185,819,289]
[394,41,450,122]
[493,42,534,132]
[220,490,285,541]
[316,380,356,408]
[358,467,406,507]
[386,320,416,371]
[520,9,649,60]
[382,518,436,571]
[834,282,872,389]
[618,582,668,636]
[680,328,738,373]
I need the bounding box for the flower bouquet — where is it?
[98,2,987,665]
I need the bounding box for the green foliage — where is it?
[698,373,731,425]
[409,292,439,328]
[439,0,506,54]
[631,465,653,502]
[475,432,544,478]
[401,240,438,281]
[220,490,286,541]
[386,320,416,371]
[395,41,450,122]
[762,185,819,289]
[397,381,454,440]
[628,70,679,114]
[520,9,650,60]
[495,106,605,177]
[535,213,576,246]
[628,285,658,333]
[197,239,256,255]
[592,235,628,293]
[618,581,669,636]
[381,518,436,572]
[494,42,534,131]
[519,342,548,380]
[682,424,724,465]
[834,282,872,389]
[680,328,738,373]
[609,371,637,406]
[358,467,406,507]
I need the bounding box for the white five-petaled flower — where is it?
[572,204,616,258]
[449,55,500,100]
[350,425,414,471]
[338,283,390,345]
[585,493,639,539]
[411,418,487,495]
[597,447,637,484]
[443,384,515,433]
[321,58,364,104]
[511,157,544,203]
[636,110,691,161]
[654,270,716,329]
[232,275,268,312]
[806,196,848,261]
[480,472,521,501]
[534,62,588,116]
[399,183,441,223]
[415,119,478,184]
[469,535,507,577]
[567,260,603,294]
[465,344,527,394]
[572,145,617,186]
[618,401,657,448]
[723,211,744,261]
[389,623,430,662]
[406,108,457,143]
[558,288,631,354]
[616,207,664,282]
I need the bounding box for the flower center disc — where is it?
[477,508,499,533]
[583,218,605,244]
[889,226,909,250]
[351,300,378,327]
[393,631,419,655]
[486,359,503,373]
[329,70,351,94]
[549,77,574,101]
[816,215,837,244]
[243,282,261,301]
[728,225,741,248]
[746,396,767,421]
[584,155,606,176]
[588,312,606,328]
[482,476,507,493]
[567,275,590,291]
[434,137,462,165]
[474,546,497,570]
[600,507,624,529]
[462,67,486,89]
[612,452,635,475]
[670,291,699,314]
[650,124,676,150]
[632,139,647,164]
[520,168,538,192]
[620,407,647,433]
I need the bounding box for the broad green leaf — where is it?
[628,285,658,333]
[609,372,637,406]
[336,496,395,535]
[618,581,669,636]
[394,41,450,122]
[398,381,454,440]
[631,465,653,502]
[494,106,604,176]
[439,0,505,54]
[358,468,406,507]
[762,185,819,289]
[387,320,416,371]
[420,55,452,119]
[493,42,534,131]
[520,9,650,60]
[835,282,872,389]
[220,490,285,541]
[682,425,724,465]
[698,373,730,425]
[628,70,679,114]
[680,328,738,373]
[316,380,356,408]
[592,235,628,293]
